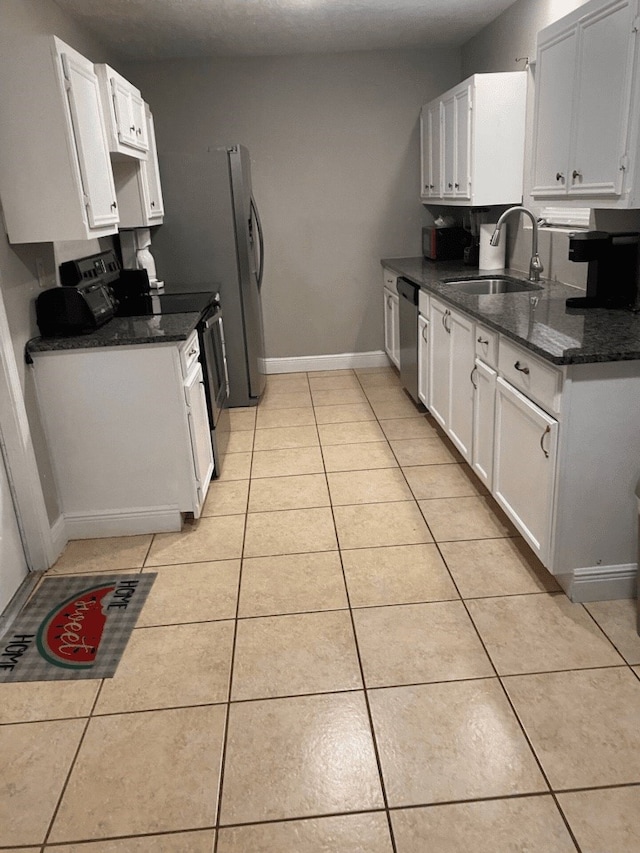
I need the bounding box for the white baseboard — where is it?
[263,350,390,374]
[49,514,68,565]
[557,563,637,602]
[63,506,183,539]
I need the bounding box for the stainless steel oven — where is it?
[198,295,230,477]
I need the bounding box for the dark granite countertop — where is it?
[381,257,640,366]
[26,311,201,355]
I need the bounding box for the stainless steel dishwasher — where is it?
[397,277,424,408]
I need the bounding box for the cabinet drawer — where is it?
[498,338,562,415]
[180,331,200,376]
[382,268,398,294]
[475,323,498,368]
[418,289,429,317]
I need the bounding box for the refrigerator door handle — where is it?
[250,196,265,291]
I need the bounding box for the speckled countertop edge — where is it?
[381,257,640,366]
[26,311,201,354]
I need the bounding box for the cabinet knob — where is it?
[477,336,489,345]
[447,182,453,189]
[454,182,459,189]
[150,201,155,207]
[429,184,434,189]
[572,169,582,180]
[514,360,530,375]
[555,172,564,182]
[130,124,136,132]
[137,127,142,135]
[110,201,117,210]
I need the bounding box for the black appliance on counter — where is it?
[39,250,230,478]
[422,226,468,261]
[397,277,426,409]
[566,230,640,310]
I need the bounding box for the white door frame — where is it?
[0,280,53,574]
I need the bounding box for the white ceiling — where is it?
[52,0,519,61]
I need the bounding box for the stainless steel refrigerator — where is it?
[150,144,266,407]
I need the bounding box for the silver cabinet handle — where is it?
[188,347,198,357]
[572,169,582,180]
[477,336,489,345]
[470,365,478,389]
[387,295,393,308]
[421,324,428,343]
[556,172,564,181]
[110,201,117,210]
[540,425,551,458]
[514,360,530,375]
[130,124,136,132]
[442,310,451,333]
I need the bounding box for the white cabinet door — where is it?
[96,64,149,159]
[61,52,119,230]
[454,85,471,200]
[442,93,456,197]
[420,102,441,198]
[183,363,214,518]
[493,377,558,562]
[428,298,450,430]
[447,307,474,461]
[383,287,400,369]
[472,358,497,489]
[418,313,429,406]
[142,108,164,220]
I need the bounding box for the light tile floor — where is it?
[3,366,640,851]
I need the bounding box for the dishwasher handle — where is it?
[397,277,419,305]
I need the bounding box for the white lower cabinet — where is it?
[383,286,400,369]
[418,313,429,405]
[428,297,474,462]
[31,335,213,539]
[471,358,497,489]
[493,377,558,563]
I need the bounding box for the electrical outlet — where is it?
[35,257,47,289]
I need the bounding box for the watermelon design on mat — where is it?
[36,583,116,669]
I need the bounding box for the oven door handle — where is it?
[202,308,222,331]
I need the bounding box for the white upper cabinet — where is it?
[420,72,527,206]
[531,0,640,206]
[113,105,165,227]
[95,64,149,159]
[0,36,118,243]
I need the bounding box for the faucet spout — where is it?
[488,205,544,283]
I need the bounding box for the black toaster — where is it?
[35,281,115,337]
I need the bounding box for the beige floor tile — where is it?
[504,667,640,789]
[94,621,234,714]
[260,390,313,409]
[322,441,398,472]
[50,705,226,842]
[256,406,316,429]
[239,551,348,617]
[219,692,384,824]
[314,403,376,424]
[364,386,414,404]
[354,365,396,375]
[404,463,487,499]
[225,430,255,453]
[243,506,337,557]
[50,830,216,852]
[232,610,362,700]
[266,375,310,392]
[251,446,324,478]
[308,374,363,391]
[138,560,239,625]
[218,812,393,852]
[249,473,330,512]
[228,408,256,431]
[440,538,560,598]
[392,796,576,853]
[0,718,85,846]
[334,501,433,549]
[355,601,493,687]
[558,785,640,853]
[328,468,413,505]
[312,388,368,406]
[200,480,249,517]
[585,598,640,664]
[380,417,437,441]
[342,544,458,607]
[217,452,251,481]
[318,420,386,445]
[370,398,425,420]
[390,437,462,466]
[419,496,517,541]
[253,425,319,451]
[358,372,402,388]
[467,593,624,675]
[309,369,356,378]
[145,515,245,566]
[369,680,545,806]
[0,680,99,724]
[50,535,152,574]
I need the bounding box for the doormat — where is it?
[0,573,156,683]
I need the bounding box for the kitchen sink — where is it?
[442,277,543,295]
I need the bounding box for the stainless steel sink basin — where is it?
[443,277,543,295]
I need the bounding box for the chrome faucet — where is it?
[490,206,544,283]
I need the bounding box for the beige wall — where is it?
[0,0,122,521]
[126,50,461,358]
